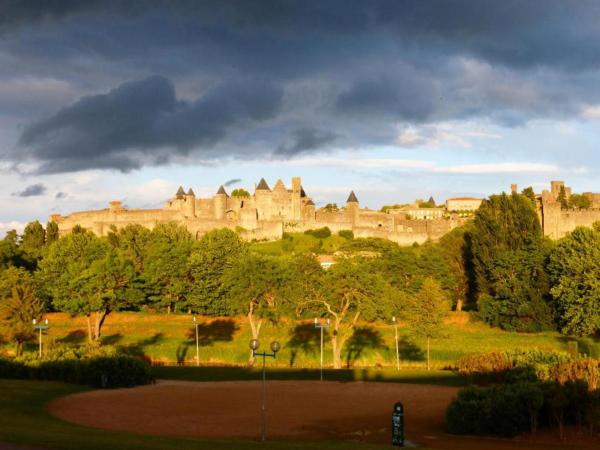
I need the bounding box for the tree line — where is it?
[0,190,598,364]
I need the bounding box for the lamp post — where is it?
[313,318,330,381]
[250,338,280,442]
[392,316,399,371]
[32,318,49,358]
[192,316,200,367]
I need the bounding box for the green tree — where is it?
[46,221,59,244]
[547,227,600,336]
[521,186,536,204]
[188,229,247,315]
[405,278,450,370]
[231,188,250,197]
[438,226,473,311]
[224,253,289,364]
[39,230,109,341]
[142,223,193,314]
[557,186,569,209]
[469,192,552,331]
[568,194,591,210]
[297,257,392,368]
[20,220,46,267]
[0,284,44,356]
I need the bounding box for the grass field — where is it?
[23,311,598,368]
[0,379,388,450]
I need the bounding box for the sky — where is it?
[1,0,600,235]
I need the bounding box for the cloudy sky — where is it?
[1,1,600,234]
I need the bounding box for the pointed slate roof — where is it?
[305,199,315,206]
[216,185,227,195]
[256,178,271,191]
[346,191,359,203]
[176,186,185,198]
[187,188,195,196]
[300,187,307,198]
[273,179,286,191]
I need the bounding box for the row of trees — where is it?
[0,223,451,367]
[469,191,600,335]
[0,190,598,363]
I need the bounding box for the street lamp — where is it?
[192,316,199,367]
[250,338,280,441]
[392,316,399,371]
[32,318,49,358]
[313,318,330,381]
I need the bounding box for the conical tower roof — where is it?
[256,178,271,191]
[273,179,286,191]
[216,185,227,195]
[300,187,307,198]
[187,188,195,196]
[346,191,358,203]
[176,186,185,198]
[305,199,315,206]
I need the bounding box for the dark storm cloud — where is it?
[3,1,600,172]
[276,128,338,156]
[12,183,46,197]
[14,75,283,173]
[224,178,241,187]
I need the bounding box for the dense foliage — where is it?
[0,354,152,388]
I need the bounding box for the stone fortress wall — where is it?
[50,177,600,245]
[536,180,600,239]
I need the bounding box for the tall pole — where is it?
[393,316,399,371]
[320,325,324,382]
[193,316,199,367]
[38,327,42,358]
[261,353,266,442]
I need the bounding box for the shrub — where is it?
[456,349,573,383]
[548,358,600,391]
[338,230,354,239]
[304,227,331,239]
[446,381,543,437]
[0,355,152,388]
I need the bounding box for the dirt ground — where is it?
[49,380,598,450]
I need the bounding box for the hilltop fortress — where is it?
[50,177,600,245]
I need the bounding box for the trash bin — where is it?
[392,401,404,447]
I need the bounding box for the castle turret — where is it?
[303,199,316,222]
[291,177,302,220]
[346,191,359,224]
[184,188,196,218]
[213,185,228,220]
[255,178,272,220]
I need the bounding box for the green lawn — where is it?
[33,311,597,368]
[0,379,387,450]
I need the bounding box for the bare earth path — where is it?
[49,380,598,450]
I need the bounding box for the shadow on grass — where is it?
[398,337,426,362]
[185,319,239,346]
[116,333,166,360]
[287,323,324,367]
[151,365,465,387]
[344,326,387,368]
[57,329,88,345]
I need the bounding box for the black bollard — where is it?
[392,401,404,447]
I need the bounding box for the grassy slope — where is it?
[35,311,598,368]
[0,379,386,450]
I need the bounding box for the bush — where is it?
[0,355,152,388]
[446,381,543,437]
[304,227,331,239]
[448,378,600,438]
[338,230,354,239]
[456,349,573,383]
[548,358,600,390]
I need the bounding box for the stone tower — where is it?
[184,188,196,218]
[255,178,272,220]
[291,176,302,220]
[213,185,228,220]
[346,191,359,224]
